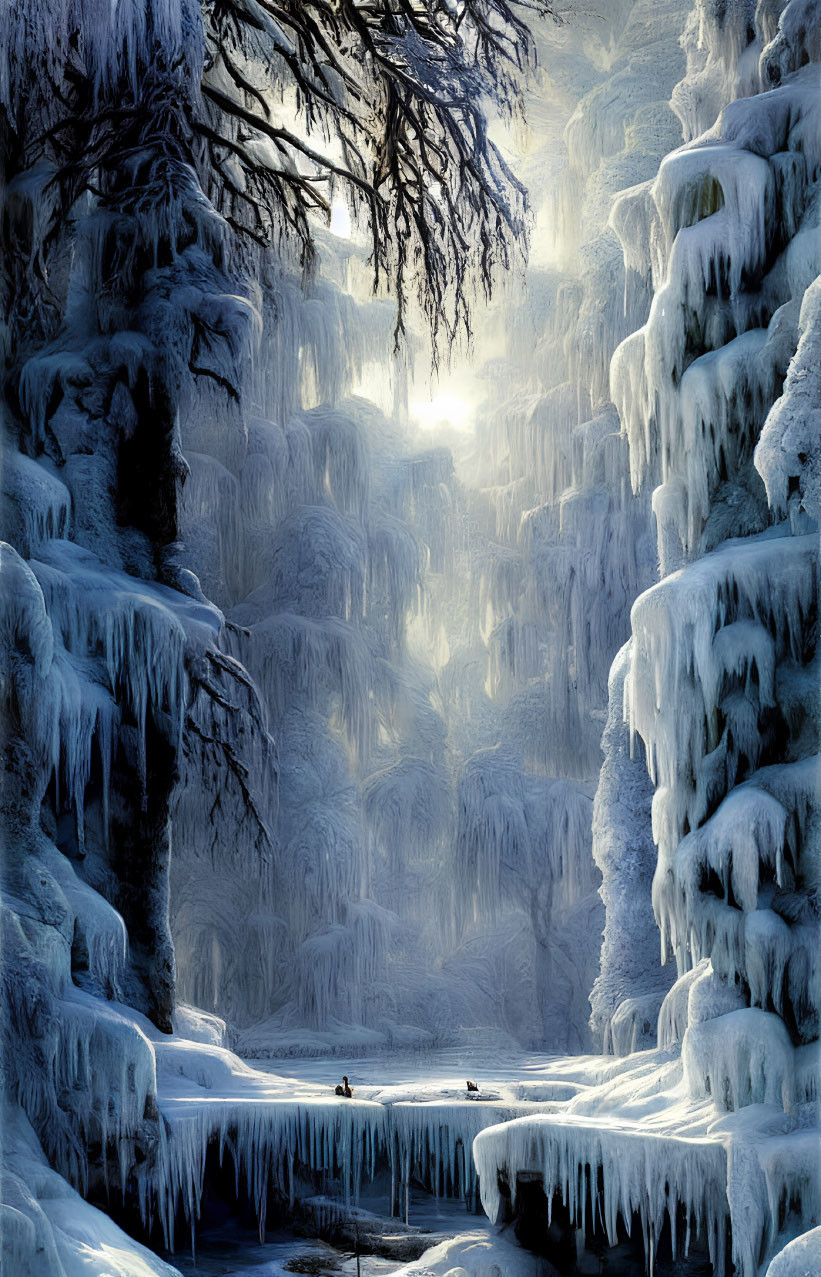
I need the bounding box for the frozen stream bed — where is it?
[147,1039,588,1272]
[147,1028,727,1276]
[165,1222,541,1277]
[251,1046,576,1104]
[151,1036,575,1237]
[153,1043,549,1274]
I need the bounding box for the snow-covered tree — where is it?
[0,0,549,1237]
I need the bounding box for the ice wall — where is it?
[0,0,264,1268]
[473,0,821,1270]
[172,367,461,1040]
[172,291,598,1050]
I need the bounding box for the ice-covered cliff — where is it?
[0,0,249,1269]
[474,1,820,1272]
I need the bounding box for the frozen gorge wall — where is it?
[170,259,604,1052]
[611,0,821,1071]
[475,0,821,1272]
[0,0,266,1269]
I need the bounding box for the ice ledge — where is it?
[474,1108,727,1273]
[471,1048,820,1277]
[141,1026,567,1250]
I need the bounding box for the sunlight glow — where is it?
[411,393,472,433]
[329,198,352,238]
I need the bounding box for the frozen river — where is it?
[149,1040,723,1277]
[252,1047,569,1103]
[155,1047,570,1276]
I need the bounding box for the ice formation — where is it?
[471,0,821,1271]
[589,643,675,1055]
[2,0,819,1272]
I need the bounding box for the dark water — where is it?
[162,1185,494,1276]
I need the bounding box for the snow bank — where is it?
[393,1228,546,1277]
[767,1227,821,1277]
[1,1104,182,1277]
